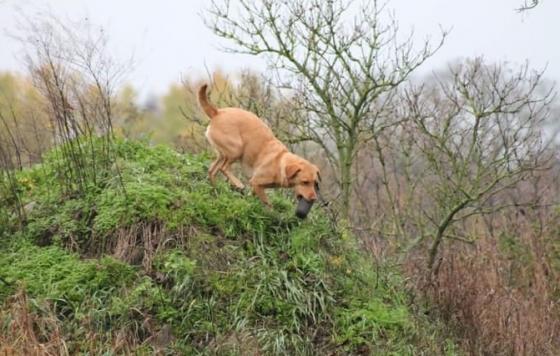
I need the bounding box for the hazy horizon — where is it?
[1,0,558,101]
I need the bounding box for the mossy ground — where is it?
[0,139,459,355]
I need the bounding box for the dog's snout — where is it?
[298,194,316,202]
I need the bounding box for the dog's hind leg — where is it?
[208,156,225,186]
[220,158,245,190]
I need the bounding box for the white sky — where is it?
[0,0,558,100]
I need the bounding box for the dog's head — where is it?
[285,158,321,218]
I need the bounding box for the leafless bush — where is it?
[12,13,129,195]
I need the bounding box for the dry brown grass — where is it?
[92,222,195,273]
[111,222,167,273]
[0,289,68,356]
[406,210,560,356]
[0,288,169,355]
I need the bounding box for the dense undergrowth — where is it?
[0,139,459,354]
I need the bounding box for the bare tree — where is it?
[397,58,555,269]
[205,0,446,218]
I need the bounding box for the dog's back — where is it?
[198,85,285,168]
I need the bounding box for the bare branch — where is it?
[517,0,539,12]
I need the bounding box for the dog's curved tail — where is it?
[198,84,218,118]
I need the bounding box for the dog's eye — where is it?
[302,180,310,185]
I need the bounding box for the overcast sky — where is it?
[0,0,558,100]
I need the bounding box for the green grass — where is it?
[0,138,459,354]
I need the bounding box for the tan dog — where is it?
[198,84,320,216]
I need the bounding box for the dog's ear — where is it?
[314,167,321,191]
[285,163,301,180]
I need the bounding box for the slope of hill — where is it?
[0,139,458,354]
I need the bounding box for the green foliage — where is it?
[0,139,458,354]
[0,240,134,304]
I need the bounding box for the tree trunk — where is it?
[339,147,353,221]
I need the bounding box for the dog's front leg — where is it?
[249,176,272,207]
[251,184,271,207]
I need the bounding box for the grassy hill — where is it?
[0,139,458,355]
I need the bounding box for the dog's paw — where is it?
[232,185,247,195]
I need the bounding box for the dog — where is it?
[198,84,320,218]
